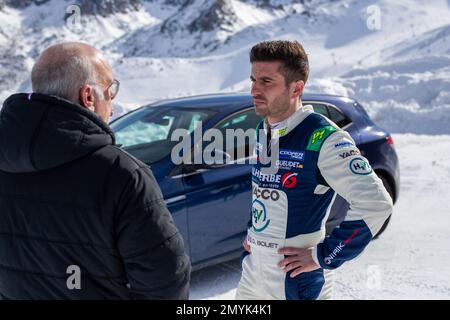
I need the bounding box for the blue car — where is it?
[110,93,400,270]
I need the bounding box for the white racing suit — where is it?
[235,105,393,300]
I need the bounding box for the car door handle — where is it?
[210,185,237,195]
[165,195,187,205]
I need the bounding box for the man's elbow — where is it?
[383,189,394,220]
[127,233,192,300]
[159,252,191,300]
[158,234,192,299]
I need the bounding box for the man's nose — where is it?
[251,82,261,96]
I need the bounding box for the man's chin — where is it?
[254,105,268,116]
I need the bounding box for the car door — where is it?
[112,107,215,259]
[183,108,262,265]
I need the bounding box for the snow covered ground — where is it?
[190,133,450,300]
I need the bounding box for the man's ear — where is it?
[292,80,305,99]
[79,85,96,112]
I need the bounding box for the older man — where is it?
[0,42,191,299]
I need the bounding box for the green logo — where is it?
[349,158,373,175]
[252,200,270,232]
[277,127,287,136]
[307,126,336,151]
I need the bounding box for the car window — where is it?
[111,108,215,164]
[115,114,175,147]
[214,109,263,161]
[188,113,204,133]
[310,103,329,117]
[309,102,351,128]
[328,105,351,128]
[115,109,211,148]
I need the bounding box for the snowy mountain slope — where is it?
[385,25,450,60]
[319,55,450,134]
[0,6,30,102]
[115,0,288,57]
[76,0,141,17]
[307,15,450,135]
[0,0,173,102]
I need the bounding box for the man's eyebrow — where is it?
[250,75,275,81]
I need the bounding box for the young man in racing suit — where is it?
[235,40,393,300]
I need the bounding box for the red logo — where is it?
[281,172,298,188]
[344,229,360,245]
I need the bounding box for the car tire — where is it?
[373,174,393,239]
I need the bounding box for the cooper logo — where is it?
[253,186,280,201]
[279,149,305,161]
[281,172,298,188]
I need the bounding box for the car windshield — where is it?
[110,107,215,165]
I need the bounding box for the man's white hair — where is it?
[31,43,100,103]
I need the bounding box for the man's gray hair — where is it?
[31,46,98,103]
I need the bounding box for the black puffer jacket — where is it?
[0,93,191,299]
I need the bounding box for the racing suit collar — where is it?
[264,104,314,139]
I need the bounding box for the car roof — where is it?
[149,93,252,113]
[148,92,356,112]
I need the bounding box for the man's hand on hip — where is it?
[277,247,320,277]
[243,238,251,253]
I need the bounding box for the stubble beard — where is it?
[265,89,291,122]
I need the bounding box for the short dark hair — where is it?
[250,40,309,86]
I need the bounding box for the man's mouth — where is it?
[253,98,266,106]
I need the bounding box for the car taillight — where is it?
[386,135,394,145]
